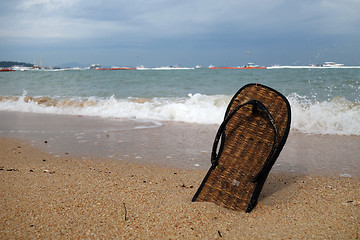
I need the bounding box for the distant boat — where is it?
[88,64,101,70]
[136,65,152,70]
[209,63,266,69]
[153,66,194,70]
[136,66,194,70]
[243,63,267,69]
[0,68,15,72]
[267,62,360,69]
[95,67,136,70]
[322,62,344,68]
[11,65,32,71]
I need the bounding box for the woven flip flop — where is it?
[192,83,291,212]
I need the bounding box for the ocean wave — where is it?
[1,91,359,135]
[289,94,360,135]
[0,91,230,124]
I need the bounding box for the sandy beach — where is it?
[1,111,360,239]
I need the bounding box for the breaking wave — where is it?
[288,93,360,135]
[0,91,230,124]
[1,90,359,135]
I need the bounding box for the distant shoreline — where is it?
[2,60,360,70]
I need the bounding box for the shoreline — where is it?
[1,137,359,239]
[1,111,360,177]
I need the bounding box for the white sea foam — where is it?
[289,93,360,135]
[0,92,229,124]
[1,91,359,135]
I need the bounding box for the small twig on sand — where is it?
[123,203,128,221]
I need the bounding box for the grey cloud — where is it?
[1,0,359,66]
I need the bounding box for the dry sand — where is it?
[1,137,359,239]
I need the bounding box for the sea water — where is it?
[0,68,359,135]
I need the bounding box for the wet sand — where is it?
[1,111,360,239]
[1,111,359,176]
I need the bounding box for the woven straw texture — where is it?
[193,84,291,212]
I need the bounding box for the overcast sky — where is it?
[1,0,360,67]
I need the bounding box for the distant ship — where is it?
[136,65,194,70]
[209,63,266,69]
[95,66,136,70]
[268,62,360,69]
[0,68,15,72]
[322,62,344,67]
